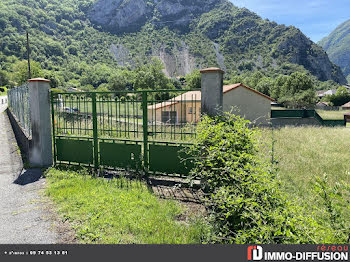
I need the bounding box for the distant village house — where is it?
[341,101,350,110]
[148,83,274,126]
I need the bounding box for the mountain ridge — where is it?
[319,19,350,82]
[0,0,346,88]
[88,0,227,33]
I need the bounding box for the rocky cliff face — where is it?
[275,29,347,83]
[88,0,346,83]
[319,19,350,82]
[89,0,225,33]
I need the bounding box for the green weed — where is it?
[45,168,211,244]
[259,127,350,243]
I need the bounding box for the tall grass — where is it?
[259,127,350,242]
[260,127,350,193]
[317,110,350,120]
[45,168,211,244]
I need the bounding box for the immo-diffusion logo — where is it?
[247,245,349,261]
[247,246,263,261]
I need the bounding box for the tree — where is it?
[255,77,273,96]
[80,64,113,89]
[109,69,134,91]
[246,71,264,88]
[278,72,317,108]
[0,70,9,87]
[43,70,63,88]
[317,80,339,91]
[270,74,288,100]
[185,70,201,89]
[12,60,43,86]
[133,58,174,90]
[229,73,245,84]
[324,86,350,106]
[45,40,64,57]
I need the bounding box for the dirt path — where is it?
[0,99,58,244]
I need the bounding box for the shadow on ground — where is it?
[103,171,204,204]
[14,169,42,186]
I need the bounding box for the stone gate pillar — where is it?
[200,67,225,117]
[28,78,53,167]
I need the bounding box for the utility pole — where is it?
[26,31,31,80]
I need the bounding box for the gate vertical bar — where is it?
[50,92,57,166]
[142,91,148,176]
[92,93,99,171]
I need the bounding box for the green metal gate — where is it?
[51,89,200,175]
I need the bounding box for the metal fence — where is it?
[51,89,200,175]
[271,109,346,127]
[7,84,32,137]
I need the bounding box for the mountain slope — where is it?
[89,0,226,33]
[319,19,350,82]
[0,0,346,87]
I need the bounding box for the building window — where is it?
[188,107,193,114]
[161,111,177,124]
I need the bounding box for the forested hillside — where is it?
[319,19,350,83]
[0,0,346,96]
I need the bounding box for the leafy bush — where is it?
[323,86,350,106]
[50,88,64,93]
[185,70,201,89]
[187,113,303,243]
[312,174,350,242]
[0,86,7,95]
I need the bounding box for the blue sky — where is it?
[230,0,349,42]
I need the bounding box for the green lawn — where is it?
[57,99,143,118]
[259,127,350,242]
[260,127,350,195]
[46,126,350,243]
[271,106,287,110]
[272,107,349,121]
[316,110,350,120]
[45,168,210,244]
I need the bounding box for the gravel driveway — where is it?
[0,98,58,244]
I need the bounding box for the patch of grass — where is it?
[271,106,287,110]
[45,168,211,244]
[259,127,350,242]
[317,110,350,120]
[260,127,350,195]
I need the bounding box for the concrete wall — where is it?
[184,102,201,123]
[7,79,53,167]
[7,108,32,159]
[223,86,271,126]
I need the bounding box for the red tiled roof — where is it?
[223,83,275,101]
[341,101,350,108]
[148,101,179,110]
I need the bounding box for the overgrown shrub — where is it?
[312,174,350,242]
[187,113,302,243]
[0,86,7,95]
